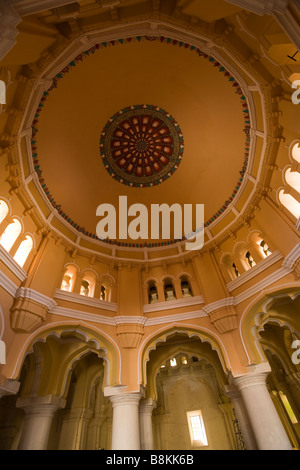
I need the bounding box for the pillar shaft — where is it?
[225,385,257,450]
[17,395,65,450]
[233,367,293,450]
[139,399,155,450]
[106,388,142,450]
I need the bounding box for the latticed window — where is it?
[187,410,208,446]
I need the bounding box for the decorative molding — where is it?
[226,251,283,292]
[11,287,57,333]
[225,0,288,16]
[15,287,56,310]
[49,305,115,325]
[202,297,235,315]
[0,269,18,297]
[54,289,117,312]
[143,295,204,313]
[234,266,293,305]
[145,309,208,326]
[114,316,147,326]
[0,1,21,62]
[0,244,27,282]
[50,305,208,327]
[282,243,300,270]
[12,0,77,17]
[0,244,299,330]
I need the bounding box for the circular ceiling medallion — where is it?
[100,105,184,187]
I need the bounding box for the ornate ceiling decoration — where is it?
[100,104,184,188]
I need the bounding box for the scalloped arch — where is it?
[138,324,231,389]
[239,286,300,365]
[4,321,121,388]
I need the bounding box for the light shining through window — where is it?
[187,410,208,446]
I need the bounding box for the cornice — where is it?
[143,295,205,313]
[0,244,27,282]
[282,243,300,270]
[0,269,18,297]
[0,242,299,327]
[54,289,117,312]
[15,287,56,310]
[12,0,77,17]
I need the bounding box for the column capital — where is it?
[0,377,20,398]
[231,362,271,391]
[16,394,66,415]
[104,385,144,408]
[224,384,242,401]
[139,398,156,415]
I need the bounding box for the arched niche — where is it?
[220,252,237,281]
[80,270,97,297]
[139,325,231,400]
[240,287,300,366]
[3,322,121,393]
[179,274,193,298]
[162,277,176,301]
[99,273,116,302]
[248,230,272,260]
[60,264,78,292]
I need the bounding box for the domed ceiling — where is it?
[32,37,249,244]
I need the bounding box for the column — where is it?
[139,398,155,450]
[0,379,20,399]
[232,365,293,450]
[173,280,183,300]
[225,384,257,450]
[58,408,93,450]
[17,395,66,450]
[105,387,143,450]
[156,282,165,303]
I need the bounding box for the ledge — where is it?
[54,289,117,312]
[50,305,208,327]
[0,245,27,282]
[143,295,205,313]
[226,250,283,292]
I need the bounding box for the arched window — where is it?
[285,168,300,193]
[80,279,90,296]
[0,200,9,225]
[245,251,256,268]
[60,265,77,292]
[279,190,300,219]
[164,280,176,301]
[0,218,21,252]
[232,263,240,278]
[99,274,114,302]
[100,284,106,301]
[259,240,272,258]
[148,282,158,304]
[292,142,300,163]
[180,277,193,297]
[80,271,96,297]
[13,235,33,267]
